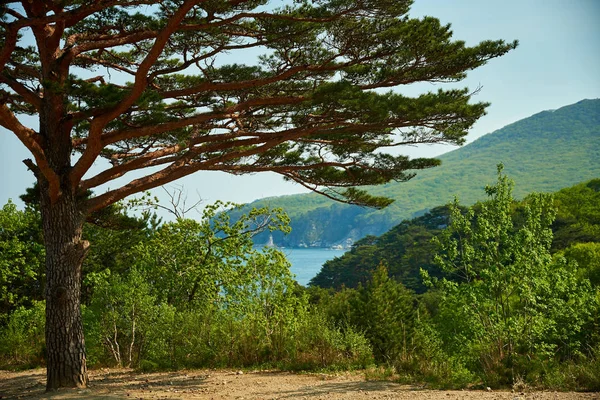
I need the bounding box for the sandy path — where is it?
[0,368,598,400]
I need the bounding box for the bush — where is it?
[0,301,45,369]
[428,166,599,386]
[85,269,163,368]
[542,350,600,391]
[291,311,373,371]
[396,318,476,388]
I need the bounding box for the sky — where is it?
[1,0,599,214]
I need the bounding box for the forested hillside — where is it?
[310,178,600,292]
[243,99,600,247]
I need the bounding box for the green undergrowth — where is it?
[1,175,599,391]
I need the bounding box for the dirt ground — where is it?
[0,368,598,400]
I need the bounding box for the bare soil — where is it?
[0,368,598,400]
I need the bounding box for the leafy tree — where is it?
[309,264,416,366]
[86,268,158,367]
[352,263,414,365]
[0,201,45,319]
[133,201,290,308]
[552,179,600,250]
[426,166,597,385]
[563,242,600,287]
[0,0,516,388]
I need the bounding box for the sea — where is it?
[282,247,346,286]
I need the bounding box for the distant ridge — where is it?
[242,99,600,248]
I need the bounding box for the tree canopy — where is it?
[1,0,516,211]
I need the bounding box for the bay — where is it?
[283,247,346,286]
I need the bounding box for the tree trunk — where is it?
[41,187,89,390]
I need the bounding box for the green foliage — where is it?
[133,202,290,308]
[311,175,600,295]
[0,301,45,369]
[86,268,159,367]
[2,170,599,389]
[0,194,372,372]
[563,242,600,287]
[402,318,476,388]
[291,311,373,371]
[351,264,414,364]
[540,345,600,392]
[80,201,370,371]
[426,166,598,386]
[304,174,600,388]
[309,265,476,387]
[309,265,416,366]
[310,206,455,292]
[0,201,45,319]
[81,211,158,304]
[553,179,600,250]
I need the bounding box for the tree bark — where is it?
[41,186,89,390]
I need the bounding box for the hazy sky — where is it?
[1,0,599,212]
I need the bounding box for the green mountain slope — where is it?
[309,177,600,292]
[245,99,600,247]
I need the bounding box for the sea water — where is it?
[283,247,346,286]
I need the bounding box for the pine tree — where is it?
[0,1,516,389]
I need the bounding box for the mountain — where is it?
[241,99,600,248]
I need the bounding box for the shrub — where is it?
[0,301,45,369]
[292,310,373,371]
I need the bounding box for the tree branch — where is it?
[84,122,323,212]
[103,0,199,121]
[0,103,61,201]
[11,1,155,29]
[72,93,305,151]
[80,110,444,193]
[81,144,187,190]
[74,53,137,76]
[81,131,283,191]
[0,24,18,70]
[277,172,351,203]
[69,30,159,55]
[70,0,198,190]
[0,74,42,109]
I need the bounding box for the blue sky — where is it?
[1,0,599,212]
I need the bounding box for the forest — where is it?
[1,170,599,390]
